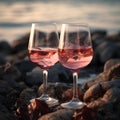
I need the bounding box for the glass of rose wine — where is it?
[58,23,93,109]
[28,23,59,107]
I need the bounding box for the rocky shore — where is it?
[0,30,120,120]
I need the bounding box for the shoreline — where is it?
[0,28,119,45]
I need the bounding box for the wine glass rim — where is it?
[61,23,89,27]
[31,22,57,26]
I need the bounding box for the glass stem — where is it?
[72,72,79,101]
[43,70,48,96]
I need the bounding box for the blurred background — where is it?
[0,0,120,42]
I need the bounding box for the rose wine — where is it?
[29,48,58,70]
[58,46,93,71]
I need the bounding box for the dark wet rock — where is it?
[0,95,5,104]
[95,41,118,64]
[20,88,37,102]
[0,63,21,81]
[0,54,7,65]
[15,50,28,59]
[49,63,72,83]
[16,82,28,92]
[0,80,13,95]
[0,104,9,113]
[25,67,42,87]
[91,32,120,66]
[106,33,120,43]
[0,112,15,120]
[5,89,18,110]
[91,30,107,40]
[5,54,20,64]
[0,104,16,120]
[25,63,73,87]
[11,33,29,53]
[0,63,24,91]
[92,37,105,48]
[14,59,36,75]
[47,32,59,47]
[0,41,12,54]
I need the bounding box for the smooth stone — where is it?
[38,109,73,120]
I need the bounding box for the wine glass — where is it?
[58,23,93,109]
[28,22,59,107]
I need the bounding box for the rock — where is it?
[101,79,120,91]
[25,63,73,87]
[0,63,25,90]
[15,50,28,59]
[0,80,13,95]
[83,83,104,102]
[58,64,73,83]
[85,85,120,120]
[38,82,72,102]
[38,109,74,120]
[2,63,21,81]
[107,63,120,80]
[25,67,43,87]
[82,59,120,90]
[106,33,120,43]
[102,87,120,102]
[87,97,120,120]
[0,104,16,120]
[96,41,118,64]
[104,59,120,72]
[0,54,6,65]
[0,112,15,120]
[14,59,36,75]
[11,33,29,53]
[91,30,107,41]
[91,32,120,66]
[62,87,83,102]
[87,98,105,109]
[16,82,28,92]
[0,62,21,80]
[0,41,12,54]
[49,63,72,83]
[5,54,20,64]
[20,88,37,102]
[82,59,120,120]
[47,32,59,47]
[5,89,18,110]
[82,72,108,90]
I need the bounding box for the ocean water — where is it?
[0,0,120,42]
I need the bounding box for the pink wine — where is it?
[58,47,93,70]
[29,48,58,70]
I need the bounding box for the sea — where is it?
[0,0,120,42]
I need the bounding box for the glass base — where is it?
[61,100,86,109]
[30,94,59,107]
